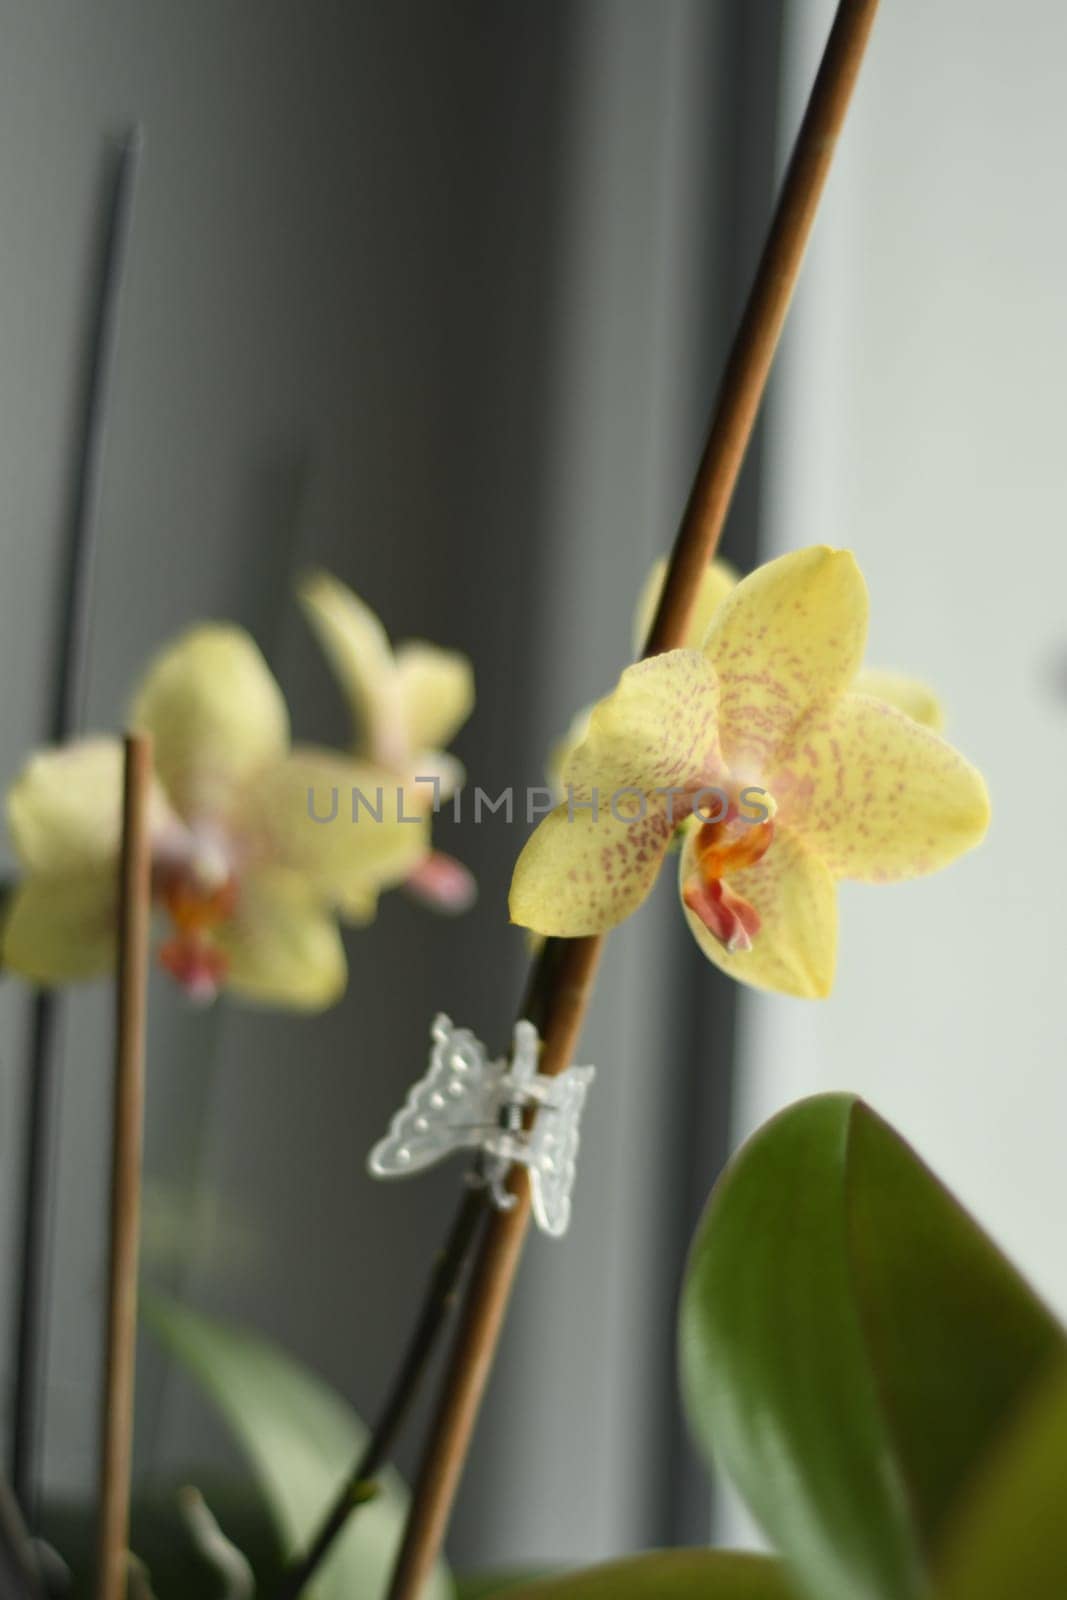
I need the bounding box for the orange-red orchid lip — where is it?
[683,875,761,953]
[158,869,238,935]
[683,803,775,953]
[154,866,239,1000]
[158,931,230,1002]
[692,805,775,880]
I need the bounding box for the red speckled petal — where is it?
[510,795,678,936]
[562,650,724,799]
[509,651,725,936]
[771,692,990,882]
[703,546,868,779]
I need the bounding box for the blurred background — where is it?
[0,0,1064,1582]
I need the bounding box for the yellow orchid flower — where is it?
[635,553,945,730]
[298,571,476,917]
[510,546,989,999]
[550,555,943,800]
[3,626,420,1009]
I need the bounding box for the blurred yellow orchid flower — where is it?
[298,572,476,918]
[3,626,418,1009]
[510,546,989,998]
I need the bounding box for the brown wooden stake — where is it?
[95,734,153,1600]
[385,3,882,1595]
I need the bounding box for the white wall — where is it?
[738,0,1067,1315]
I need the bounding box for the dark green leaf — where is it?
[458,1576,551,1600]
[145,1294,452,1600]
[679,1095,1065,1600]
[491,1550,797,1599]
[936,1358,1067,1598]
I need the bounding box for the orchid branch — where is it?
[95,735,153,1600]
[386,3,884,1597]
[277,2,883,1596]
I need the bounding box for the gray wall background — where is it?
[0,0,781,1580]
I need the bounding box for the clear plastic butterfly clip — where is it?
[368,1014,595,1238]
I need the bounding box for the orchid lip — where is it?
[680,800,774,954]
[691,799,775,876]
[157,930,229,1003]
[683,874,761,954]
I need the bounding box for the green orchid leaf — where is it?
[145,1294,452,1600]
[458,1577,551,1600]
[679,1095,1066,1600]
[936,1358,1067,1598]
[490,1550,797,1599]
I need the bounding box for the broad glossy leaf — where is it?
[936,1358,1067,1598]
[679,1095,1066,1600]
[146,1295,452,1600]
[494,1550,797,1599]
[458,1577,550,1600]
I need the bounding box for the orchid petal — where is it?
[679,823,837,998]
[562,651,723,798]
[509,796,677,936]
[130,626,289,823]
[852,668,944,732]
[2,868,116,982]
[547,705,593,800]
[332,821,456,926]
[297,571,405,766]
[7,738,180,874]
[253,746,429,902]
[335,880,383,925]
[216,867,346,1010]
[404,850,477,914]
[395,642,474,753]
[511,652,722,936]
[774,693,990,882]
[633,555,738,652]
[333,819,447,925]
[703,546,868,778]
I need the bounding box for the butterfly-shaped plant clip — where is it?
[368,1014,595,1237]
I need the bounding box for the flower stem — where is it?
[95,734,154,1600]
[276,4,882,1594]
[385,4,883,1597]
[270,940,599,1599]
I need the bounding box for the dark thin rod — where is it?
[272,1187,488,1600]
[11,127,143,1519]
